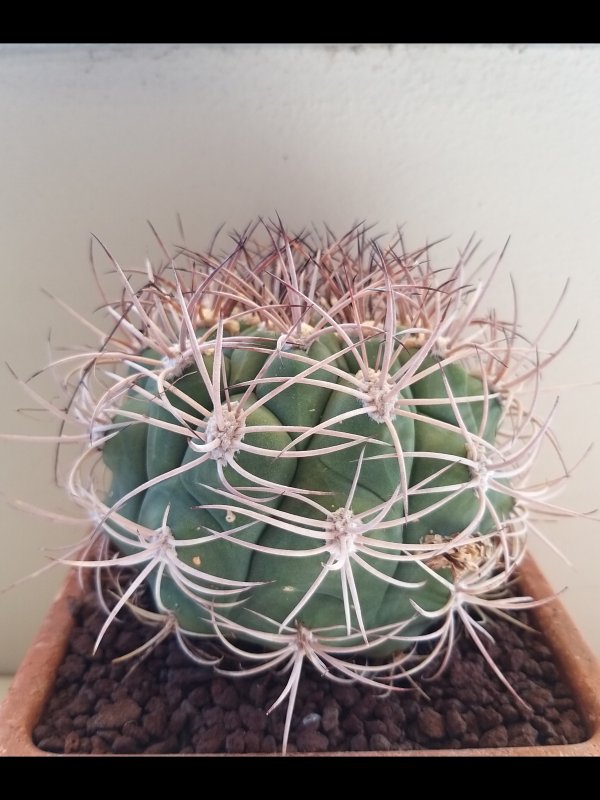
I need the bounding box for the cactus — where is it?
[16,222,579,752]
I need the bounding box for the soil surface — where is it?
[33,589,587,754]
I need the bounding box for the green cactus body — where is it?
[102,324,513,654]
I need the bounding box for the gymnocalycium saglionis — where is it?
[10,220,583,753]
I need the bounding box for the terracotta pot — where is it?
[1,554,599,756]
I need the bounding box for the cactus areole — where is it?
[49,223,572,751]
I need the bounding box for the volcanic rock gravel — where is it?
[33,590,587,754]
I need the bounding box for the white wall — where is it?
[1,43,599,673]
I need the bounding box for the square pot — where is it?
[1,554,599,756]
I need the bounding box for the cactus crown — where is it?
[14,221,580,752]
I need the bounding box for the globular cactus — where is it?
[21,222,577,752]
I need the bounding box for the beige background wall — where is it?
[1,43,599,673]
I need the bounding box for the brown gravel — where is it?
[32,589,588,754]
